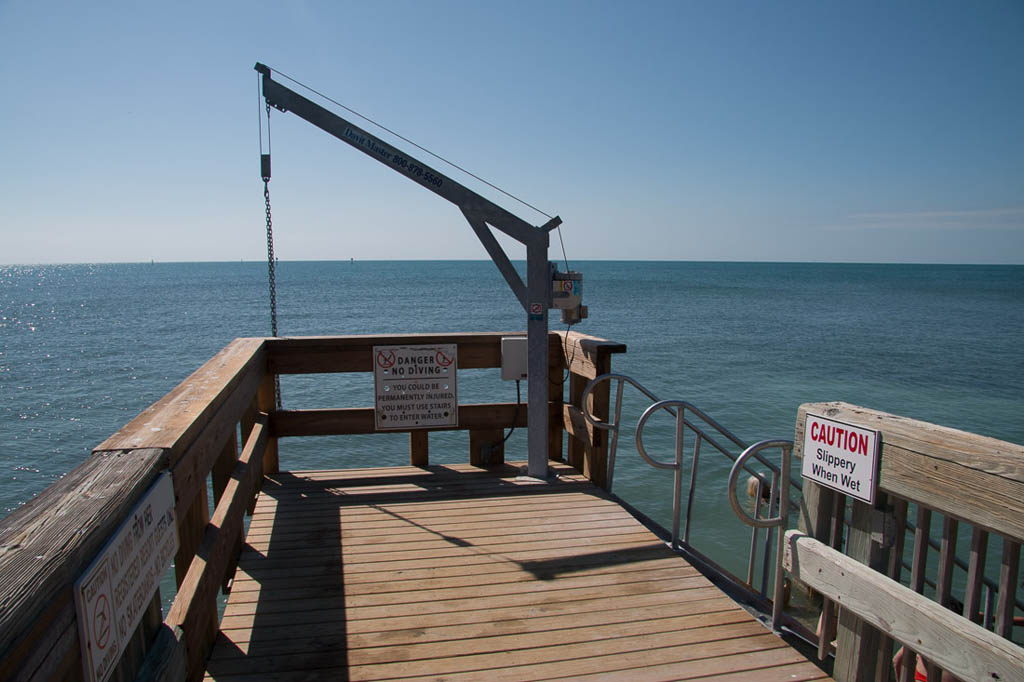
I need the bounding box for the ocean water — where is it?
[2,260,1023,584]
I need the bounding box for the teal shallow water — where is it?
[2,261,1023,583]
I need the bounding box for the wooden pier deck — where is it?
[203,462,829,681]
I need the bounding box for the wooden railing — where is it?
[791,402,1024,682]
[0,330,624,682]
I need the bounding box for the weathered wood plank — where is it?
[796,402,1024,542]
[0,448,166,682]
[784,530,1024,682]
[217,585,729,634]
[213,596,740,652]
[552,330,627,380]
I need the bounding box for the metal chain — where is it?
[264,180,278,338]
[263,179,282,409]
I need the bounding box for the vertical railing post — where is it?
[586,346,613,489]
[257,372,279,475]
[410,431,429,466]
[547,333,565,463]
[833,494,893,682]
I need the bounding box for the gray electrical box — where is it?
[501,336,528,381]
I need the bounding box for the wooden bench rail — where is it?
[783,530,1024,682]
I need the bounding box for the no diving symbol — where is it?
[376,350,396,369]
[93,593,111,650]
[435,350,453,368]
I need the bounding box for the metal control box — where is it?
[501,336,528,381]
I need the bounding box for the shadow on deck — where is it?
[204,462,831,682]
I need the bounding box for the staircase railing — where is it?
[580,373,800,596]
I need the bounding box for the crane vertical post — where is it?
[526,241,550,478]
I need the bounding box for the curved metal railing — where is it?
[728,439,793,632]
[579,373,800,593]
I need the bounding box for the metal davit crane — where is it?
[255,63,586,479]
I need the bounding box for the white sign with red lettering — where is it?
[801,413,880,504]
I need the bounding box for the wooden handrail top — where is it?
[95,338,266,458]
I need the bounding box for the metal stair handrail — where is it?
[727,439,794,632]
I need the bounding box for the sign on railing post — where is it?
[373,344,458,430]
[801,413,880,504]
[73,472,178,682]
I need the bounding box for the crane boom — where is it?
[255,62,566,478]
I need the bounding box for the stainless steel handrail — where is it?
[728,439,793,633]
[580,373,800,595]
[580,373,784,491]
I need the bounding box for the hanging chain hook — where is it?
[260,98,282,408]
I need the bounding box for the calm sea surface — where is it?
[2,260,1023,582]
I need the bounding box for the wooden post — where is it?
[548,400,564,462]
[469,429,504,466]
[174,488,210,587]
[833,494,893,682]
[547,334,565,463]
[566,371,586,472]
[257,373,279,475]
[410,431,429,466]
[584,349,611,489]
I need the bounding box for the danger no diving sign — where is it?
[374,344,458,430]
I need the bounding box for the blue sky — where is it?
[1,1,1021,264]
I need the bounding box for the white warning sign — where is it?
[801,413,880,504]
[374,344,458,430]
[74,472,178,682]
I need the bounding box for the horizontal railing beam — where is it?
[267,333,520,374]
[272,403,527,438]
[95,338,266,459]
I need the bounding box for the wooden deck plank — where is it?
[205,462,830,681]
